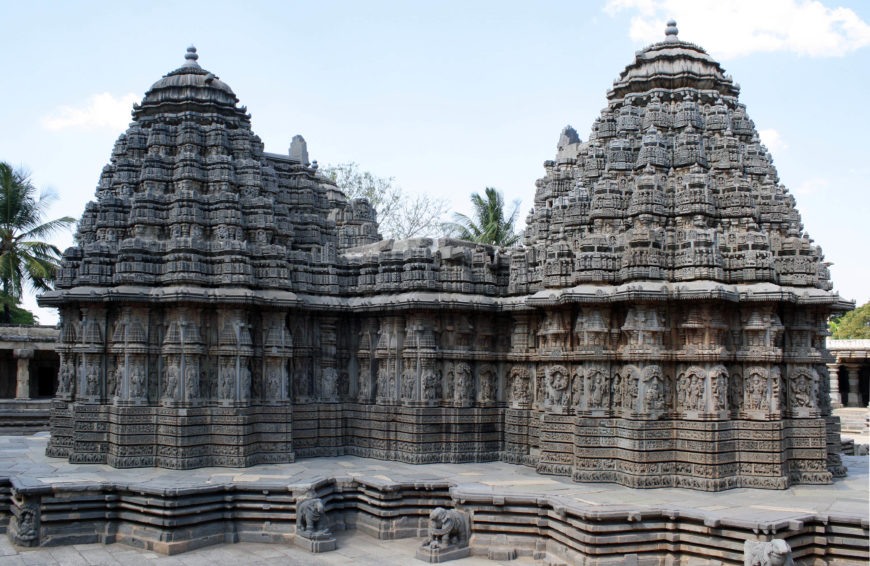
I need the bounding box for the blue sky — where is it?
[1,0,868,323]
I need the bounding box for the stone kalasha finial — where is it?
[184,45,200,67]
[665,20,679,38]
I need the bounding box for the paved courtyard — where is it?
[0,433,866,565]
[0,532,530,566]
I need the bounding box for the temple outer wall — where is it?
[44,290,845,490]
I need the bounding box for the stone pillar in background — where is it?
[827,361,842,408]
[14,349,34,399]
[845,362,862,407]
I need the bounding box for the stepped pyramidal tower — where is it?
[41,24,851,490]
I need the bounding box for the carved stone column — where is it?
[826,362,842,408]
[14,349,34,399]
[845,362,862,407]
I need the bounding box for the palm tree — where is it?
[445,187,521,247]
[0,162,75,323]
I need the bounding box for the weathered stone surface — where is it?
[38,25,852,491]
[0,434,867,563]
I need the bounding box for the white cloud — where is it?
[758,128,788,154]
[604,0,870,58]
[42,92,138,132]
[795,177,829,195]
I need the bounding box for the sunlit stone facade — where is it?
[41,24,851,490]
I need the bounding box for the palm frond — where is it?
[0,162,75,303]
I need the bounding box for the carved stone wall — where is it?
[40,27,851,488]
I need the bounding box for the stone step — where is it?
[839,417,869,433]
[834,408,869,433]
[0,399,51,435]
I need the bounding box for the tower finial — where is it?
[665,20,678,38]
[185,45,199,62]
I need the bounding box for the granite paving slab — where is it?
[0,533,530,566]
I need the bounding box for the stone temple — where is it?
[40,22,851,491]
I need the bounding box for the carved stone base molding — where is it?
[0,468,865,564]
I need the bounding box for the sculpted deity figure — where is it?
[793,376,810,407]
[130,362,146,399]
[358,359,372,400]
[109,366,120,397]
[58,360,75,395]
[571,368,584,409]
[625,370,639,410]
[297,498,330,538]
[478,365,496,404]
[12,501,38,545]
[688,374,703,410]
[265,361,282,399]
[164,360,180,400]
[219,359,233,400]
[644,380,661,410]
[421,507,469,551]
[239,364,252,401]
[745,368,769,411]
[711,366,728,410]
[401,367,415,400]
[641,366,664,411]
[322,367,338,401]
[771,366,783,411]
[587,366,609,409]
[545,366,570,410]
[453,363,473,405]
[611,373,624,409]
[85,361,101,396]
[676,373,688,408]
[510,367,530,407]
[376,361,390,399]
[421,367,440,401]
[185,362,200,400]
[730,370,744,411]
[790,369,816,409]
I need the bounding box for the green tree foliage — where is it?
[0,162,75,323]
[830,301,870,339]
[0,294,37,324]
[321,162,448,240]
[444,187,521,247]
